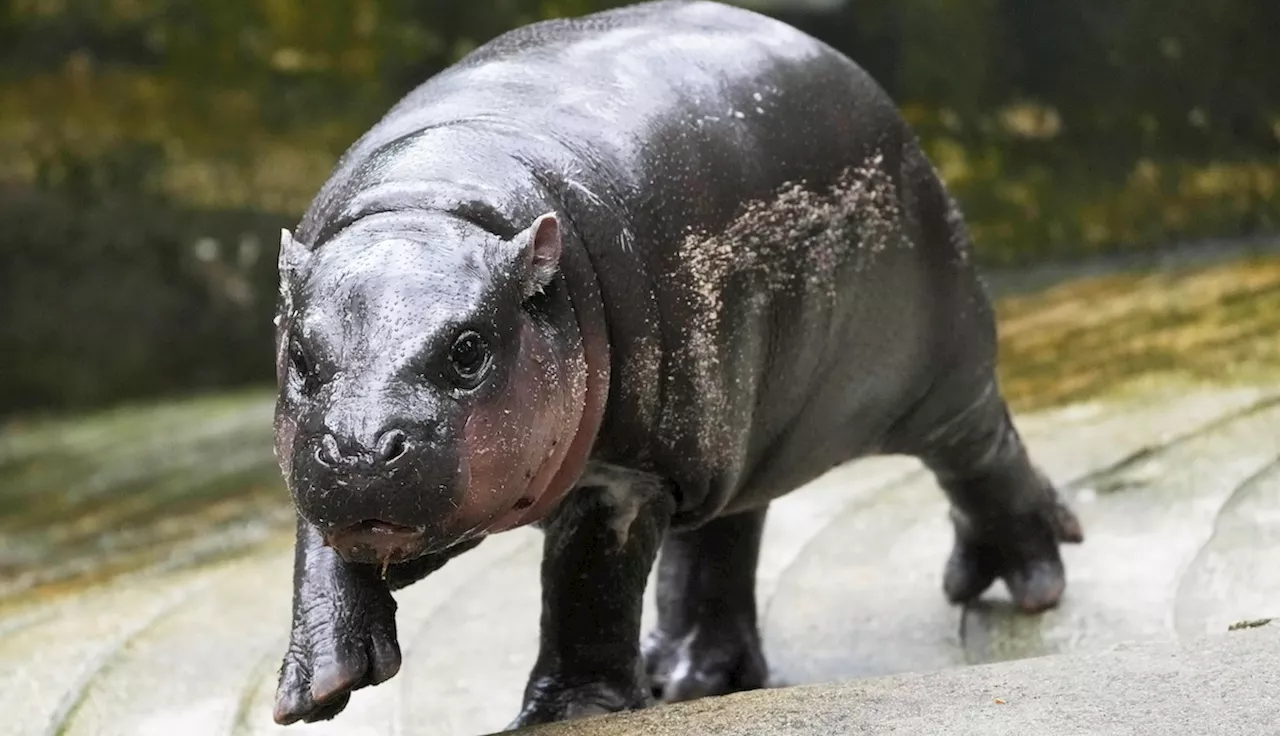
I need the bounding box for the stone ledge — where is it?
[509,623,1280,736]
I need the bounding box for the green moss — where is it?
[995,254,1280,412]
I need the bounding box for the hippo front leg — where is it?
[509,475,674,728]
[273,518,401,724]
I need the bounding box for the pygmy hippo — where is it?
[270,0,1084,728]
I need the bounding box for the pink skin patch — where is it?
[450,318,588,536]
[490,292,611,533]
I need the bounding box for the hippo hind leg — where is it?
[890,376,1085,613]
[643,506,770,702]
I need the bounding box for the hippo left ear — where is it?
[512,212,562,298]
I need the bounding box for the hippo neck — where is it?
[497,191,613,530]
[548,206,612,493]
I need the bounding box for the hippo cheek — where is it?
[449,399,549,535]
[444,337,580,535]
[483,353,589,534]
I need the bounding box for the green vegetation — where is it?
[1,0,1277,412]
[996,255,1280,412]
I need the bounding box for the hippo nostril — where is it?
[375,429,408,464]
[316,433,343,468]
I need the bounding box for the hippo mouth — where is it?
[324,519,431,566]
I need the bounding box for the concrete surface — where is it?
[1,382,1278,736]
[515,622,1280,736]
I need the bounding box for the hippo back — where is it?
[292,0,970,526]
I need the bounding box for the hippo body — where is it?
[272,0,1083,728]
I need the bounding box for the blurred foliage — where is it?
[771,0,1280,260]
[0,0,1277,414]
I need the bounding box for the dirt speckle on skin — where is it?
[620,333,663,431]
[944,195,972,265]
[662,152,907,462]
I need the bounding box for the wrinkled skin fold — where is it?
[275,520,484,725]
[274,520,401,724]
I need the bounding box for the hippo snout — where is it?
[315,428,409,468]
[289,420,470,560]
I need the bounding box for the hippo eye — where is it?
[289,339,321,396]
[447,330,492,388]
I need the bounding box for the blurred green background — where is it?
[1,0,1277,416]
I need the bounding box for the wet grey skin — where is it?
[269,0,1084,729]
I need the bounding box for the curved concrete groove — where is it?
[761,387,1280,688]
[40,581,210,736]
[232,652,285,736]
[1067,391,1280,491]
[1172,455,1280,639]
[55,556,294,736]
[752,458,922,622]
[0,581,196,733]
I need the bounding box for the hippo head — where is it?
[272,211,592,566]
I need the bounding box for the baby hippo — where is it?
[270,0,1084,729]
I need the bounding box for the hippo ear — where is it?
[512,212,562,298]
[275,228,312,325]
[278,228,312,285]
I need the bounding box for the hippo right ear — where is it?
[278,228,312,285]
[511,212,562,298]
[276,228,312,324]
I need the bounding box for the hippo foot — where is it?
[943,498,1085,614]
[273,586,401,724]
[507,677,652,729]
[642,616,768,702]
